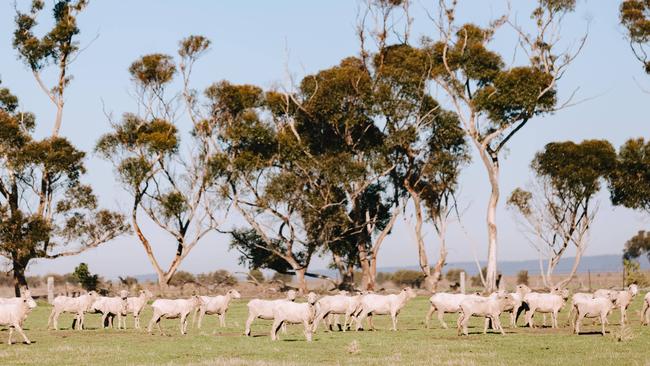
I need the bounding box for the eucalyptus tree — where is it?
[0,82,128,296]
[507,140,616,289]
[609,138,650,214]
[620,0,650,74]
[96,36,228,291]
[13,0,89,137]
[421,0,586,291]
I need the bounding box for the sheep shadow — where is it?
[575,331,609,336]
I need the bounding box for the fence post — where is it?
[47,276,54,304]
[460,271,466,294]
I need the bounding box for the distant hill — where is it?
[126,254,649,282]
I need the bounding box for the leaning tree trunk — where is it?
[477,146,500,293]
[12,258,29,297]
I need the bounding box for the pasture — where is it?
[1,295,650,365]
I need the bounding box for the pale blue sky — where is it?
[0,1,647,278]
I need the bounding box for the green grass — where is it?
[2,294,650,365]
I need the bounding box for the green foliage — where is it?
[623,230,650,261]
[445,268,463,284]
[249,269,265,283]
[517,270,529,285]
[129,54,176,88]
[624,259,650,287]
[609,138,650,213]
[620,0,650,73]
[390,270,425,288]
[73,263,98,291]
[229,229,293,274]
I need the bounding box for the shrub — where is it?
[270,271,293,283]
[249,269,265,283]
[169,271,196,286]
[445,268,463,284]
[391,270,425,288]
[517,270,529,285]
[624,259,650,287]
[73,263,99,291]
[197,270,237,286]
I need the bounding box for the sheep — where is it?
[48,291,99,330]
[123,289,154,329]
[425,292,483,329]
[90,290,129,329]
[457,293,512,336]
[594,284,638,325]
[522,288,569,328]
[312,291,362,332]
[355,287,417,331]
[0,290,38,325]
[0,295,37,345]
[641,292,650,325]
[147,295,203,335]
[572,295,617,336]
[566,292,594,325]
[270,292,318,341]
[245,290,297,336]
[194,289,241,329]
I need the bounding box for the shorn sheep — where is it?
[426,292,483,329]
[0,294,37,345]
[91,290,129,329]
[194,289,241,329]
[572,294,617,336]
[124,289,154,329]
[522,288,569,329]
[641,292,650,325]
[147,295,203,335]
[457,293,512,336]
[270,292,318,342]
[355,287,417,331]
[245,290,297,336]
[48,291,99,330]
[312,291,362,332]
[594,284,638,325]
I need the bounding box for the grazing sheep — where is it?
[595,284,638,325]
[522,288,569,329]
[312,291,362,332]
[426,292,483,329]
[270,292,318,341]
[48,291,99,330]
[641,292,650,325]
[356,287,417,331]
[123,289,154,329]
[0,295,37,345]
[457,293,512,336]
[91,291,129,329]
[572,295,617,336]
[147,295,203,335]
[245,290,297,336]
[195,289,241,329]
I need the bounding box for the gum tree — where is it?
[620,0,650,74]
[507,140,616,288]
[0,82,128,296]
[96,36,228,291]
[424,0,585,290]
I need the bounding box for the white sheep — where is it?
[594,284,638,325]
[90,291,129,329]
[147,295,203,335]
[566,292,594,325]
[195,289,241,329]
[641,292,650,325]
[457,293,511,336]
[245,290,297,336]
[270,292,318,341]
[312,291,362,332]
[572,295,617,335]
[522,288,569,329]
[355,287,417,331]
[0,295,37,345]
[0,290,38,325]
[123,289,154,329]
[425,292,483,329]
[48,291,99,330]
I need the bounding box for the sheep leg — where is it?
[542,313,547,327]
[367,314,375,331]
[483,318,489,334]
[437,309,448,329]
[390,311,398,331]
[180,313,189,335]
[270,319,283,341]
[78,313,85,330]
[575,313,584,335]
[7,327,13,345]
[48,310,58,330]
[424,305,435,329]
[312,310,326,333]
[355,310,367,331]
[197,309,205,329]
[510,310,517,328]
[620,306,626,326]
[244,313,255,336]
[14,325,30,344]
[461,313,470,336]
[642,301,649,325]
[495,316,505,335]
[303,319,313,342]
[147,311,163,335]
[551,311,558,329]
[600,313,607,336]
[526,308,535,328]
[101,313,108,329]
[134,313,140,330]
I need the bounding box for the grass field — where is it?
[1,294,650,365]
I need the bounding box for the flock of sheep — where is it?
[0,283,648,345]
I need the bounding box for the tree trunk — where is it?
[476,145,500,292]
[333,253,355,290]
[294,268,307,294]
[12,259,28,297]
[409,186,433,290]
[357,243,373,290]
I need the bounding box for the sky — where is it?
[0,1,648,279]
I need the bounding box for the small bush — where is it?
[73,263,99,291]
[270,271,293,283]
[391,270,425,288]
[445,268,463,284]
[249,269,265,283]
[517,270,529,285]
[169,271,196,286]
